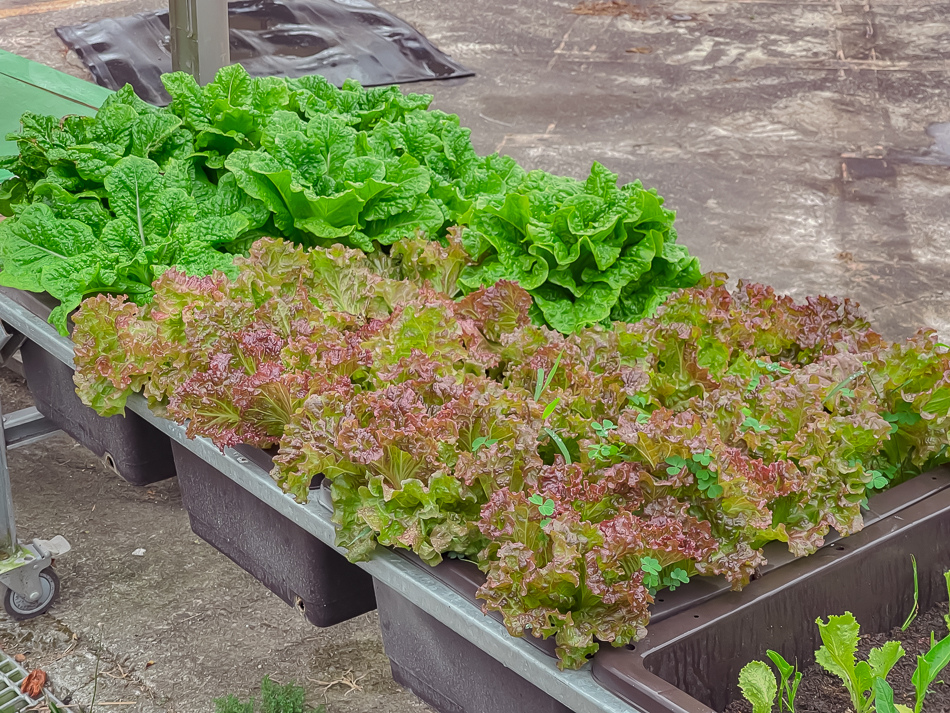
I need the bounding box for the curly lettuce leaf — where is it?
[459,163,699,332]
[68,238,950,670]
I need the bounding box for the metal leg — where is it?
[0,398,17,558]
[0,398,56,610]
[4,408,61,450]
[0,328,69,619]
[168,0,231,85]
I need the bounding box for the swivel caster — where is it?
[3,566,60,620]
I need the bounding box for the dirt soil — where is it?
[725,601,950,713]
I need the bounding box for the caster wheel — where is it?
[3,567,60,621]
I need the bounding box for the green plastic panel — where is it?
[0,49,112,181]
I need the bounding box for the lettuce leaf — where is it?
[0,155,249,334]
[70,239,950,669]
[460,163,700,331]
[2,65,697,332]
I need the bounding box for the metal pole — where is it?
[0,397,17,558]
[168,0,231,85]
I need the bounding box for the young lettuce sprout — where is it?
[737,651,800,713]
[738,660,777,713]
[873,630,950,713]
[814,613,905,713]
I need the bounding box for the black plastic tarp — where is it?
[56,0,473,105]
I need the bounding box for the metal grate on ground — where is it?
[0,650,64,712]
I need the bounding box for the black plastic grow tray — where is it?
[313,479,565,712]
[374,580,573,713]
[332,471,950,713]
[593,467,950,713]
[0,287,177,486]
[172,443,376,627]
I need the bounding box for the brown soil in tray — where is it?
[725,600,950,713]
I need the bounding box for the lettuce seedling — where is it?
[814,613,905,713]
[738,660,777,713]
[738,652,800,713]
[873,631,950,713]
[767,650,802,713]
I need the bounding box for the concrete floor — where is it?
[0,0,948,710]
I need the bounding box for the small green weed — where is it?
[528,493,556,527]
[638,556,690,594]
[214,676,325,713]
[901,556,919,632]
[665,450,723,498]
[535,353,572,464]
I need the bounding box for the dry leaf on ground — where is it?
[20,669,47,698]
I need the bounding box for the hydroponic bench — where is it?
[0,51,637,713]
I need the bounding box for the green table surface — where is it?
[0,49,112,181]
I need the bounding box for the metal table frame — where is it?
[0,292,648,713]
[0,322,70,615]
